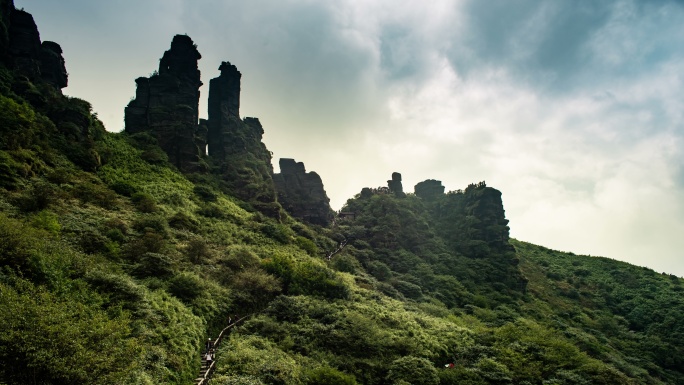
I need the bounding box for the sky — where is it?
[19,0,684,276]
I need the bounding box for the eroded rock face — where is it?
[7,8,41,80]
[124,35,204,172]
[0,0,14,60]
[207,61,241,160]
[205,61,279,211]
[40,41,67,88]
[414,179,445,200]
[274,158,333,226]
[387,172,405,197]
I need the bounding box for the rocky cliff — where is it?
[273,158,333,226]
[205,61,279,214]
[0,1,104,172]
[414,179,444,200]
[2,1,67,91]
[124,35,204,172]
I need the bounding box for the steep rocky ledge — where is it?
[273,158,333,226]
[124,35,204,172]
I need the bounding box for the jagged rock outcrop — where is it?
[387,172,405,197]
[1,2,67,91]
[430,181,526,292]
[0,0,13,61]
[207,61,241,160]
[462,182,511,248]
[205,61,279,215]
[124,42,282,216]
[124,34,204,172]
[7,7,41,80]
[273,158,333,226]
[414,179,445,200]
[39,41,67,88]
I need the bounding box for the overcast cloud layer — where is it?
[21,0,684,276]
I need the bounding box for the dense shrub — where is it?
[185,236,213,264]
[220,245,261,271]
[194,184,218,202]
[30,210,61,233]
[393,280,423,300]
[132,215,167,235]
[131,192,157,213]
[169,211,199,231]
[168,272,205,303]
[72,181,118,209]
[294,236,317,256]
[261,223,292,244]
[132,252,174,278]
[15,179,56,212]
[110,181,137,196]
[304,366,358,385]
[0,280,142,385]
[386,356,439,385]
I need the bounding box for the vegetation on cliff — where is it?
[1,3,684,384]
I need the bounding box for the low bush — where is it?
[131,192,157,213]
[168,272,205,303]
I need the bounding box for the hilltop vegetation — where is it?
[2,2,684,384]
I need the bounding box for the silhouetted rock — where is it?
[387,172,405,197]
[463,182,511,247]
[207,61,242,160]
[7,8,41,80]
[274,158,333,226]
[40,41,67,89]
[0,0,13,61]
[125,35,204,172]
[205,62,279,212]
[414,179,445,200]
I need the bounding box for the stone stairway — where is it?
[195,356,216,385]
[194,314,252,385]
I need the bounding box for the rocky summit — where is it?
[387,171,405,197]
[124,35,204,173]
[273,158,334,226]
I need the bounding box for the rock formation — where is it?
[414,179,445,200]
[7,7,41,80]
[39,41,67,88]
[0,0,15,62]
[122,38,341,220]
[124,34,204,172]
[207,61,242,160]
[273,158,333,226]
[205,61,279,211]
[2,2,68,91]
[387,172,405,197]
[462,182,511,247]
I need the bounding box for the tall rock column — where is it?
[39,41,67,89]
[205,60,280,217]
[124,34,205,172]
[7,8,41,80]
[387,172,405,197]
[207,61,241,160]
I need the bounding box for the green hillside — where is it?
[1,3,683,385]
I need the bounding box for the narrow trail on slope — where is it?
[326,238,348,261]
[195,314,252,385]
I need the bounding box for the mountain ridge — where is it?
[1,3,683,384]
